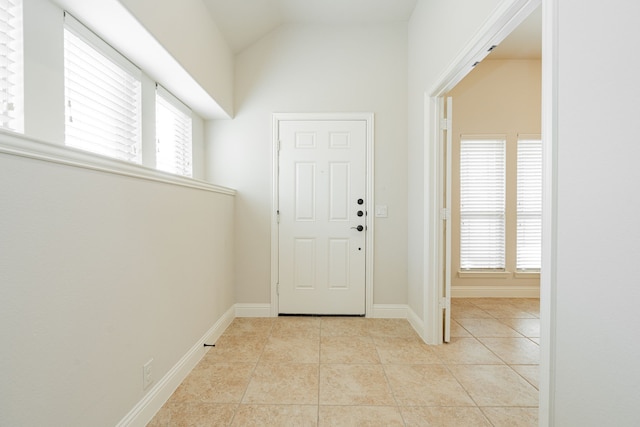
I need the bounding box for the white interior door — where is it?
[278,120,367,315]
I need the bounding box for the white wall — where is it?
[548,0,640,424]
[0,1,236,425]
[117,0,234,116]
[407,0,502,327]
[207,23,408,307]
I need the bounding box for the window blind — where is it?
[460,138,506,269]
[517,137,543,270]
[63,13,141,163]
[155,85,192,177]
[0,0,23,132]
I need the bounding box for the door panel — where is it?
[278,120,366,315]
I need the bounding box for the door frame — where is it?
[425,0,542,345]
[271,113,375,317]
[423,0,555,424]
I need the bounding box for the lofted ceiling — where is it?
[202,0,541,59]
[202,0,419,53]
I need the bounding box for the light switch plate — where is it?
[375,205,388,218]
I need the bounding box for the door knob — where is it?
[351,225,364,232]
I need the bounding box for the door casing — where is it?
[271,113,375,317]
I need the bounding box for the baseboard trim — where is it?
[116,305,235,427]
[406,306,425,341]
[371,304,408,319]
[452,285,540,298]
[235,303,272,317]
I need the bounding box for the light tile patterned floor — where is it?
[148,298,539,426]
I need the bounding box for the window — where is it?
[517,137,543,270]
[155,85,192,177]
[0,0,23,132]
[460,137,506,269]
[63,13,141,163]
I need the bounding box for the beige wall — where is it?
[448,59,541,295]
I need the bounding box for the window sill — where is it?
[458,270,511,279]
[514,271,541,279]
[0,129,236,196]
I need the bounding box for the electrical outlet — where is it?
[143,359,154,390]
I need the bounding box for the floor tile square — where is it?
[366,319,417,338]
[202,335,267,364]
[481,407,539,427]
[243,363,319,405]
[384,364,475,407]
[147,402,237,427]
[449,365,539,407]
[400,406,492,426]
[231,405,318,426]
[450,320,472,337]
[319,406,404,426]
[374,337,440,364]
[320,336,379,364]
[430,337,504,365]
[260,335,320,364]
[272,317,321,338]
[224,318,274,337]
[320,317,369,337]
[451,304,494,319]
[511,364,539,389]
[477,337,539,365]
[319,364,395,406]
[169,363,254,404]
[456,318,523,337]
[499,318,540,337]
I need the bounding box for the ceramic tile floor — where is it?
[148,298,540,426]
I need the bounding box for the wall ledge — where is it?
[0,130,236,196]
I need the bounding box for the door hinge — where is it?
[440,208,450,221]
[440,118,450,131]
[276,283,280,295]
[439,297,451,310]
[276,210,280,223]
[277,140,281,152]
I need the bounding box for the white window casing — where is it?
[517,135,543,271]
[460,137,506,270]
[63,12,141,163]
[155,84,192,177]
[0,0,23,132]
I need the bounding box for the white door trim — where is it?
[271,113,375,317]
